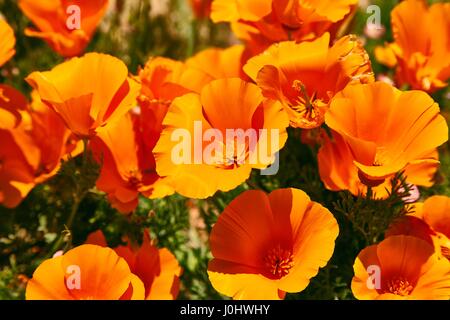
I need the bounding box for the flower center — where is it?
[292,80,314,108]
[384,277,414,296]
[136,94,172,109]
[441,246,450,260]
[208,138,249,170]
[127,170,142,187]
[289,80,326,128]
[264,245,294,279]
[435,234,450,261]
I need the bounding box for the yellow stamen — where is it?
[264,245,294,279]
[384,277,414,296]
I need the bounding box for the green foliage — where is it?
[334,173,413,245]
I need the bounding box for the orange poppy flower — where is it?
[244,33,373,128]
[137,56,211,112]
[138,51,243,116]
[387,196,450,261]
[153,78,289,199]
[318,82,448,198]
[186,45,246,81]
[26,244,145,300]
[0,125,39,208]
[29,90,82,183]
[137,57,197,161]
[211,0,272,23]
[86,230,182,300]
[229,15,288,56]
[0,19,15,67]
[26,52,140,138]
[137,56,235,206]
[91,112,173,214]
[421,196,450,259]
[386,215,435,249]
[211,0,358,55]
[271,0,358,43]
[98,55,220,212]
[0,84,27,130]
[212,0,357,26]
[375,0,450,93]
[0,85,83,208]
[374,43,400,69]
[352,235,450,300]
[132,55,223,206]
[18,0,109,57]
[208,188,339,299]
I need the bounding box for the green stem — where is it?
[65,195,82,231]
[187,16,197,59]
[366,186,373,200]
[45,196,82,259]
[45,140,90,258]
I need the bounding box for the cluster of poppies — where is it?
[1,0,450,300]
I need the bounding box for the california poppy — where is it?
[244,33,373,128]
[29,90,82,183]
[94,55,217,212]
[137,57,202,164]
[18,0,109,57]
[91,112,173,214]
[137,56,210,113]
[26,244,145,300]
[26,52,140,138]
[0,86,82,208]
[153,78,289,199]
[0,18,15,67]
[352,235,450,300]
[421,196,450,260]
[122,55,220,208]
[387,196,450,261]
[0,126,39,208]
[374,43,399,69]
[0,84,27,129]
[386,214,436,250]
[318,82,448,198]
[138,52,242,115]
[211,0,272,23]
[208,188,339,299]
[186,45,246,81]
[375,0,450,93]
[274,0,358,27]
[211,0,358,55]
[86,230,182,300]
